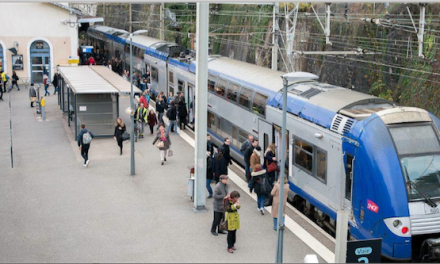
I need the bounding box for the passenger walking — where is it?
[11,71,19,91]
[271,177,290,230]
[220,138,233,167]
[177,97,188,130]
[240,134,253,181]
[139,92,148,109]
[147,110,157,135]
[206,152,214,198]
[249,164,270,214]
[135,103,148,138]
[29,83,37,107]
[152,124,171,165]
[211,175,229,236]
[114,118,127,155]
[250,146,262,172]
[77,124,95,167]
[213,149,228,183]
[43,73,50,96]
[52,71,59,94]
[244,139,259,182]
[1,71,8,93]
[225,190,241,253]
[166,101,178,134]
[0,82,3,101]
[156,95,166,125]
[264,144,278,186]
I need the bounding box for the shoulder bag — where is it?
[122,132,130,141]
[266,159,277,173]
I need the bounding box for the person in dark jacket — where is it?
[244,139,259,182]
[220,138,233,167]
[249,164,270,215]
[11,71,19,91]
[213,150,228,183]
[52,70,59,94]
[77,124,95,167]
[156,94,166,125]
[211,175,229,236]
[264,143,278,186]
[147,110,157,135]
[29,83,36,106]
[166,101,178,134]
[206,153,214,198]
[177,97,188,130]
[113,118,126,155]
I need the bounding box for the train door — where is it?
[168,69,175,96]
[343,143,357,221]
[273,124,290,175]
[259,119,272,156]
[188,82,195,127]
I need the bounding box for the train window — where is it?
[317,149,327,183]
[238,87,253,109]
[227,83,240,103]
[178,80,184,92]
[169,71,174,84]
[221,119,233,140]
[294,138,314,175]
[253,93,268,117]
[232,126,239,147]
[389,125,440,156]
[215,79,226,97]
[208,112,216,132]
[345,154,354,201]
[208,78,216,93]
[238,130,248,149]
[138,48,144,58]
[151,67,159,82]
[215,116,221,132]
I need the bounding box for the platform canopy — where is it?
[58,66,119,94]
[89,66,142,94]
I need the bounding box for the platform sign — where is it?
[79,106,87,112]
[68,56,80,65]
[347,239,382,263]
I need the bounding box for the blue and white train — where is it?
[87,25,440,261]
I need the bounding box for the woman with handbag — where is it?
[114,118,127,155]
[225,190,241,253]
[152,124,171,165]
[264,144,277,186]
[249,164,270,215]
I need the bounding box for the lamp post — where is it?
[276,72,318,263]
[129,29,148,176]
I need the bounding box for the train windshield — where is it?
[389,124,440,202]
[401,155,440,201]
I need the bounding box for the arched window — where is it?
[30,40,51,83]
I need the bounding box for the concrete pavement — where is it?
[0,85,332,263]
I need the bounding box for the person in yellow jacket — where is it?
[225,190,241,253]
[1,71,8,93]
[135,103,148,138]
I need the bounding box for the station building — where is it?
[0,3,94,83]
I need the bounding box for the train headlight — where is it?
[384,217,411,237]
[393,220,402,227]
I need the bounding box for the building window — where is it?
[227,83,240,103]
[238,87,253,109]
[169,71,174,84]
[252,92,268,117]
[294,138,314,175]
[151,67,158,82]
[215,79,226,97]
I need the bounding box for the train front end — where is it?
[350,107,440,261]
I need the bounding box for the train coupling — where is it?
[421,238,440,261]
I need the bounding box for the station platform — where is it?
[0,85,336,263]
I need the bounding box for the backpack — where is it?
[83,131,92,145]
[166,109,171,119]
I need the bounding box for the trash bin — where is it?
[188,177,195,201]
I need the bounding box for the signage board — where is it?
[79,106,87,112]
[347,239,382,263]
[68,56,80,65]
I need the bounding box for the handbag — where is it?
[156,141,164,148]
[263,194,273,207]
[266,160,277,173]
[122,132,130,141]
[219,219,227,232]
[30,97,37,103]
[168,149,173,157]
[260,176,272,194]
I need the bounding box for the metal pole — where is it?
[130,34,135,176]
[193,2,209,212]
[418,3,427,58]
[129,4,132,33]
[276,77,288,263]
[103,3,106,26]
[335,210,349,263]
[160,3,165,41]
[8,91,13,169]
[325,3,332,45]
[272,2,279,71]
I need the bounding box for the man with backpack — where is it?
[77,124,95,167]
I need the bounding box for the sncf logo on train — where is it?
[367,200,379,213]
